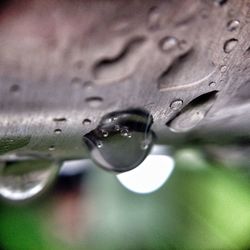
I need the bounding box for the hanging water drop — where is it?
[83,109,154,172]
[227,20,240,31]
[223,39,238,53]
[82,118,91,125]
[85,96,103,108]
[97,141,103,148]
[0,156,59,201]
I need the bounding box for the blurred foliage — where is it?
[0,149,250,250]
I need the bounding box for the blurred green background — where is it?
[0,149,250,250]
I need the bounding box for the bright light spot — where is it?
[60,159,91,176]
[117,155,175,194]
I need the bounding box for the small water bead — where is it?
[120,127,130,137]
[85,96,103,108]
[96,141,103,148]
[82,119,91,125]
[170,99,183,110]
[160,37,178,52]
[227,20,240,31]
[54,129,62,134]
[209,82,216,88]
[83,109,154,172]
[53,117,67,122]
[223,39,238,53]
[220,65,227,72]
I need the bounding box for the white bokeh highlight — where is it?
[117,154,175,194]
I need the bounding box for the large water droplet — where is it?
[0,156,59,201]
[227,20,240,31]
[53,117,67,122]
[220,65,227,72]
[83,109,154,172]
[167,91,218,132]
[223,39,238,53]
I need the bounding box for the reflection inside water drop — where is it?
[160,36,178,52]
[83,109,154,173]
[0,156,59,201]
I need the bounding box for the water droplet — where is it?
[227,20,240,31]
[159,37,178,52]
[82,118,91,125]
[85,97,103,108]
[97,141,103,148]
[49,145,55,151]
[54,129,62,134]
[209,82,216,87]
[83,109,154,172]
[53,117,67,122]
[220,65,227,72]
[170,99,183,110]
[223,39,238,53]
[167,91,218,132]
[0,156,59,201]
[101,129,109,138]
